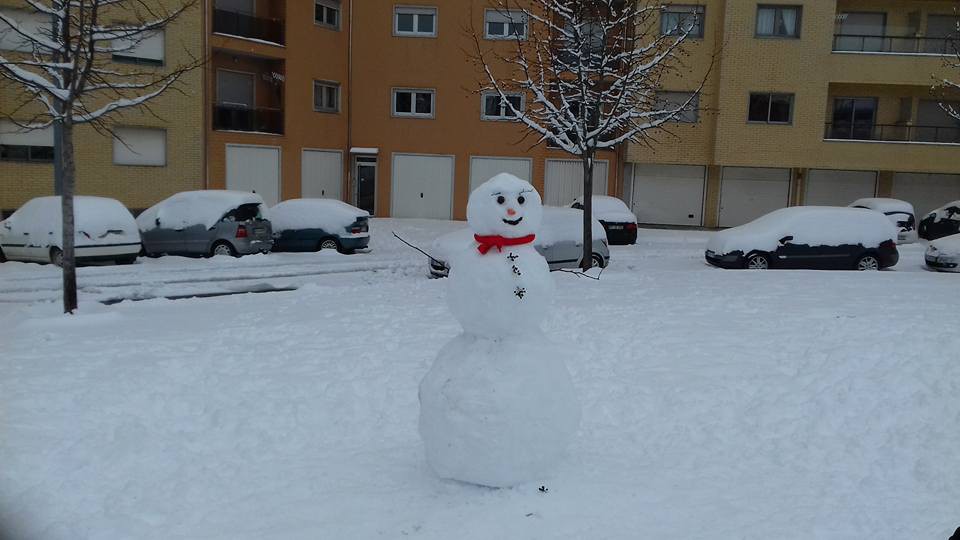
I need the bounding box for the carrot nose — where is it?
[506,208,517,216]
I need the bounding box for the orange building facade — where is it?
[206,0,620,219]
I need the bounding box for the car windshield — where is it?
[222,203,262,222]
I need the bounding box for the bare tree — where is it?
[934,13,960,122]
[0,0,200,313]
[473,0,707,269]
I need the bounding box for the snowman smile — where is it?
[502,217,523,226]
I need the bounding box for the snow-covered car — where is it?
[137,191,273,257]
[571,195,638,245]
[705,206,899,270]
[848,198,917,244]
[924,233,960,272]
[0,196,141,266]
[918,200,960,241]
[269,199,370,254]
[429,207,609,278]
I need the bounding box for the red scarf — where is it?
[474,233,536,254]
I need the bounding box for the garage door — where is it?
[629,164,705,226]
[544,159,608,206]
[391,153,454,219]
[469,156,532,193]
[804,169,876,207]
[301,149,342,199]
[719,167,791,227]
[891,172,960,215]
[226,145,280,207]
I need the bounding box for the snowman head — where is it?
[467,173,543,238]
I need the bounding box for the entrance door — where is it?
[355,156,377,215]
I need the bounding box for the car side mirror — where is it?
[779,235,793,245]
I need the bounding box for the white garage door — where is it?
[544,159,608,206]
[892,172,960,215]
[226,145,280,207]
[804,169,876,206]
[629,164,705,226]
[391,153,454,219]
[719,167,791,227]
[469,156,532,193]
[301,149,342,199]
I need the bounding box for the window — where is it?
[0,8,46,52]
[830,97,876,139]
[655,91,700,123]
[394,6,437,37]
[314,81,340,113]
[315,0,340,29]
[661,5,705,38]
[216,0,254,14]
[482,92,523,120]
[925,14,960,54]
[0,120,53,162]
[485,10,527,40]
[217,70,255,107]
[756,5,801,38]
[393,88,435,117]
[112,31,164,66]
[113,127,166,166]
[748,93,793,124]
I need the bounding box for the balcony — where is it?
[824,123,960,144]
[832,34,958,55]
[213,9,284,45]
[213,105,284,135]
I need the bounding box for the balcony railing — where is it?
[213,105,284,134]
[213,9,284,45]
[824,123,960,144]
[833,34,959,55]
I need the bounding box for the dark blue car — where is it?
[269,199,370,254]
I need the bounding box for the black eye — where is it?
[496,195,505,204]
[518,196,525,205]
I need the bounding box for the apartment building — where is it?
[0,0,205,217]
[625,0,960,228]
[208,0,619,219]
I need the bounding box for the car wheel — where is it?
[318,238,340,251]
[50,247,63,267]
[855,254,880,271]
[116,256,137,265]
[210,241,237,257]
[590,253,606,268]
[745,252,770,270]
[0,246,6,263]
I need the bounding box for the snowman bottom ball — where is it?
[418,332,581,488]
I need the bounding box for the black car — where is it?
[705,207,899,270]
[918,201,960,241]
[571,196,638,245]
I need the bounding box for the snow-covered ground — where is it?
[1,220,957,540]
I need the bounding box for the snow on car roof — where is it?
[572,195,637,223]
[849,198,915,215]
[137,190,266,231]
[924,200,960,219]
[5,196,139,248]
[707,206,897,255]
[269,199,368,233]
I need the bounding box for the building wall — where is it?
[0,0,205,215]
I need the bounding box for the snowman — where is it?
[418,173,581,488]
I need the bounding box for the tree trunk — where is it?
[60,121,77,313]
[580,153,594,271]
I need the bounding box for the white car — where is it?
[924,233,960,272]
[0,196,141,265]
[429,207,609,278]
[848,198,917,244]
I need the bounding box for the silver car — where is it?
[429,206,610,278]
[137,191,273,257]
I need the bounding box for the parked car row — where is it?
[0,191,371,266]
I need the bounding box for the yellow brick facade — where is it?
[627,0,960,227]
[0,0,205,215]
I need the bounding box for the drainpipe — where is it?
[202,0,209,189]
[346,0,353,204]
